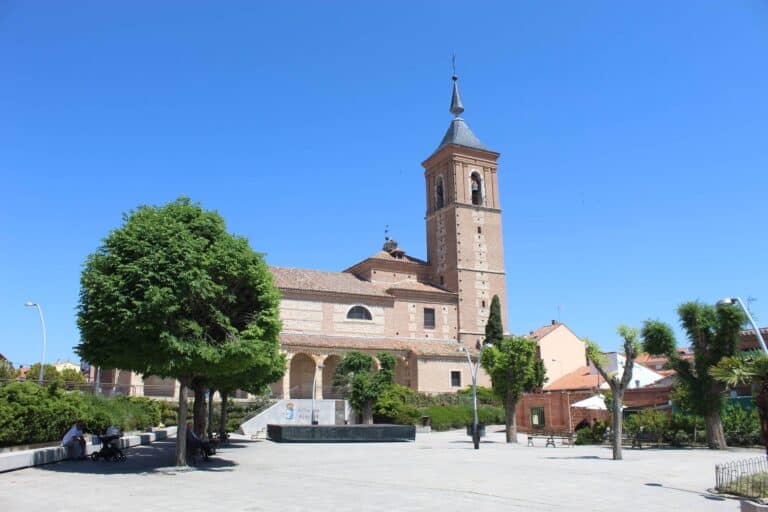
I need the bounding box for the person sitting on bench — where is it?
[62,421,87,459]
[186,423,213,458]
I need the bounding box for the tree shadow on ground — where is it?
[644,482,728,502]
[34,440,237,475]
[542,455,603,460]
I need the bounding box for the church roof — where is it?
[269,266,390,298]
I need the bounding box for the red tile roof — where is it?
[546,365,600,391]
[381,280,456,296]
[526,322,562,341]
[280,333,473,358]
[270,266,391,298]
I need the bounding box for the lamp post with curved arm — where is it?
[24,302,47,384]
[459,342,487,450]
[717,297,767,354]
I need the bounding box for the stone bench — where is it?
[0,426,178,473]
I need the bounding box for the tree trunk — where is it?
[505,393,518,443]
[175,379,189,467]
[612,389,623,460]
[362,403,373,425]
[207,389,215,438]
[219,391,229,439]
[193,381,207,438]
[757,381,768,458]
[704,408,727,449]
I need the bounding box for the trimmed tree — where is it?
[710,351,768,457]
[481,336,546,443]
[641,301,744,449]
[77,197,282,465]
[333,351,395,424]
[583,325,640,460]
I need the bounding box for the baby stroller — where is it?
[91,426,126,462]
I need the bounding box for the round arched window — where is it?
[347,305,373,320]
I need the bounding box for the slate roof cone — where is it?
[437,74,487,152]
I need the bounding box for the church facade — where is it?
[269,75,506,399]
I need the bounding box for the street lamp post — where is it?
[717,297,767,354]
[459,342,487,450]
[24,302,47,385]
[311,363,325,425]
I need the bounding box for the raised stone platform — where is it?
[267,424,415,443]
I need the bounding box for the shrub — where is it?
[421,404,504,431]
[574,420,608,445]
[0,381,166,447]
[723,404,760,446]
[374,385,420,424]
[457,386,501,406]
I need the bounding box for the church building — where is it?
[269,75,506,399]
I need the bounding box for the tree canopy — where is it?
[76,197,283,464]
[641,301,745,449]
[481,335,546,443]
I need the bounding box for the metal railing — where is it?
[715,456,768,498]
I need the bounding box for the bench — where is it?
[527,431,574,447]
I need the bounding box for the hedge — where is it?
[0,381,162,447]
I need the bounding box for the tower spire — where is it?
[449,55,465,117]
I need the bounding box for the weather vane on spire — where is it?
[449,53,465,117]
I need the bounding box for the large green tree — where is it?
[481,336,546,443]
[584,325,640,461]
[333,351,395,424]
[641,301,744,449]
[77,197,282,465]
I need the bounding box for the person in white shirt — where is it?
[61,421,86,459]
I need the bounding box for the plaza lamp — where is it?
[24,302,47,384]
[716,297,767,354]
[458,341,487,450]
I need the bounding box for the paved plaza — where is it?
[0,428,756,511]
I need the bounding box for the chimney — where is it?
[551,320,557,325]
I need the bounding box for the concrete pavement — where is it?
[0,428,753,511]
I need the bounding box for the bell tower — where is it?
[422,74,508,346]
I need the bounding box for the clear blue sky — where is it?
[2,1,767,367]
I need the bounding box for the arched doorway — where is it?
[289,353,315,399]
[322,355,342,399]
